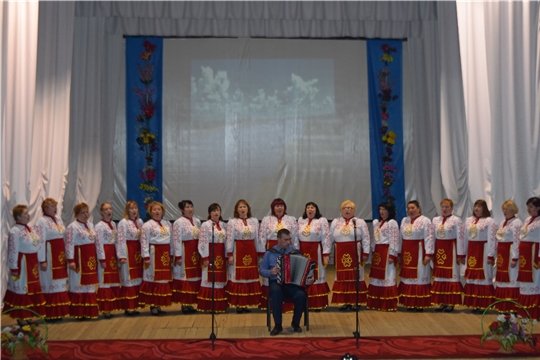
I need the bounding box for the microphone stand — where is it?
[189,220,235,350]
[210,221,216,349]
[333,217,379,353]
[352,218,360,348]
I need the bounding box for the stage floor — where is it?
[2,266,538,342]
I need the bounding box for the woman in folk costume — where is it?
[172,200,202,314]
[116,201,144,316]
[3,205,46,325]
[367,202,400,311]
[431,198,465,313]
[295,202,331,311]
[197,203,228,313]
[95,202,121,319]
[516,197,540,320]
[65,202,102,320]
[139,201,173,316]
[463,199,498,313]
[330,200,370,311]
[398,200,434,311]
[258,198,297,312]
[493,200,522,313]
[226,199,262,312]
[35,198,69,321]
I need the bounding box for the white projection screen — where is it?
[114,38,408,221]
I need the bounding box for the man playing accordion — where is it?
[259,229,315,335]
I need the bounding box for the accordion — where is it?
[276,254,317,288]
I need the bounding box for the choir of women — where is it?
[431,199,465,313]
[493,200,522,313]
[139,201,172,316]
[95,202,121,319]
[398,201,434,311]
[516,197,540,319]
[463,200,498,312]
[116,201,144,316]
[197,203,228,313]
[65,203,101,319]
[366,202,400,311]
[35,198,69,321]
[330,200,370,310]
[226,199,262,312]
[295,202,331,310]
[5,195,540,322]
[172,200,202,314]
[259,198,297,311]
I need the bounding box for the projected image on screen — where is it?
[114,38,374,220]
[191,59,335,118]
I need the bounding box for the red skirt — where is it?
[463,283,495,308]
[430,281,463,306]
[118,285,140,311]
[398,282,432,308]
[306,282,330,310]
[43,292,70,319]
[96,286,121,312]
[171,279,200,305]
[197,287,228,313]
[366,285,398,311]
[331,280,368,305]
[517,293,540,320]
[494,287,520,312]
[226,281,261,307]
[3,290,45,319]
[139,281,172,307]
[68,292,99,319]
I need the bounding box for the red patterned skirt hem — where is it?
[517,294,540,319]
[307,283,330,309]
[96,287,121,312]
[43,292,70,318]
[197,287,228,312]
[226,281,262,307]
[171,280,200,305]
[68,292,99,318]
[3,290,45,319]
[331,281,368,305]
[431,281,463,305]
[118,285,141,310]
[463,284,495,308]
[494,287,520,312]
[366,285,398,311]
[398,283,432,308]
[139,281,172,307]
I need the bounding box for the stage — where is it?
[2,266,539,359]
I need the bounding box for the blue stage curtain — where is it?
[126,37,163,218]
[367,39,406,221]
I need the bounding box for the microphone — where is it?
[212,221,215,227]
[352,218,356,226]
